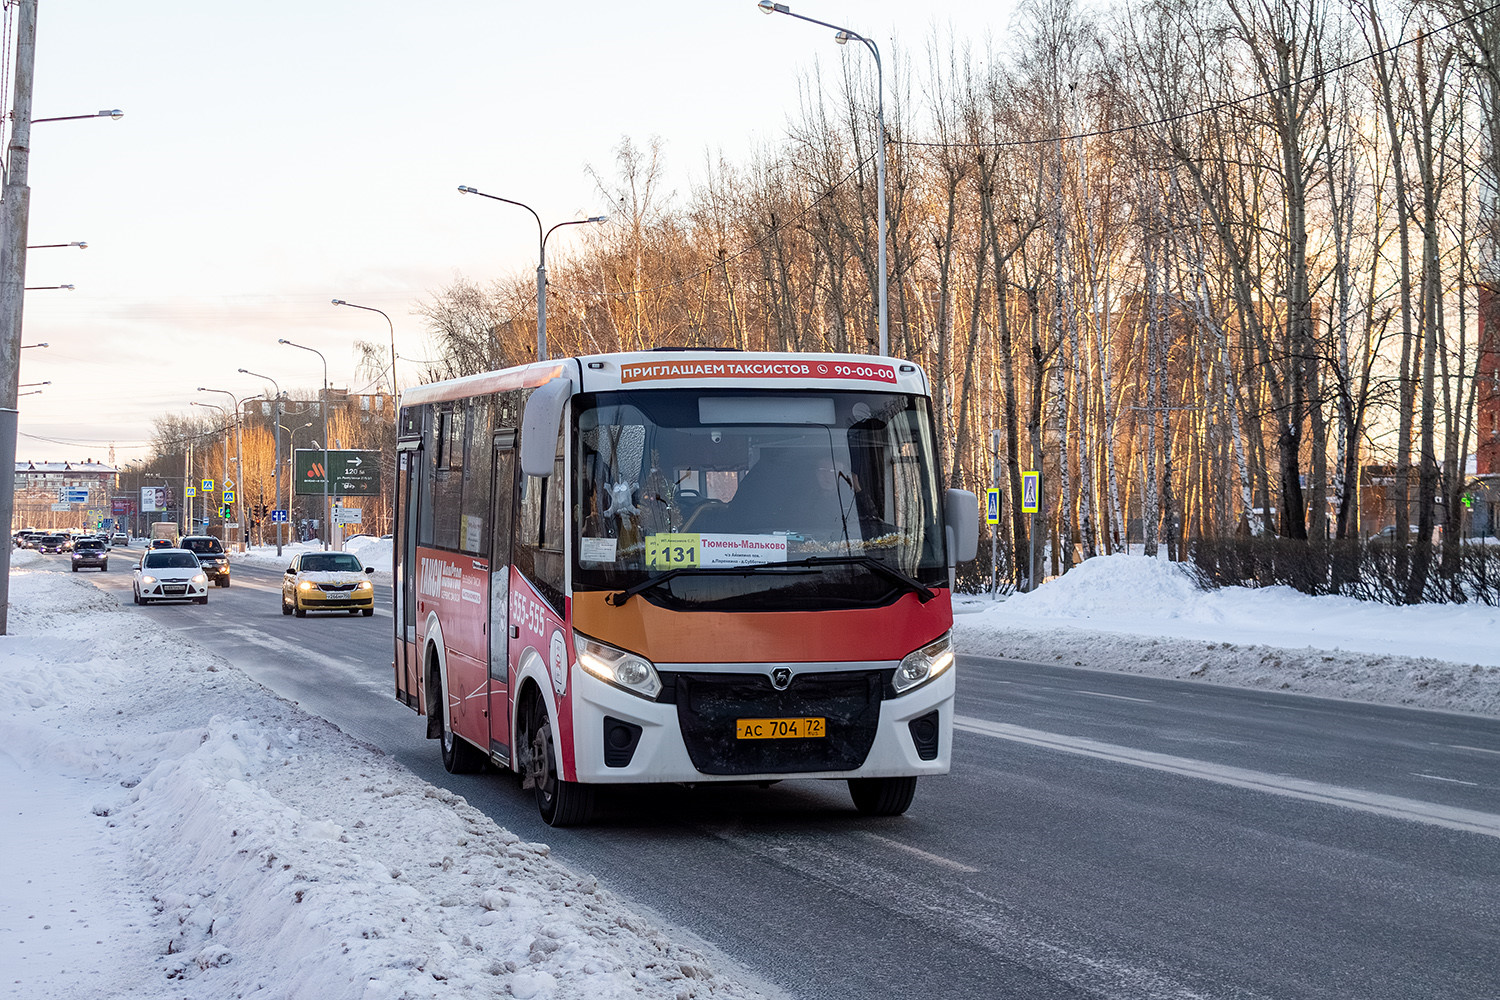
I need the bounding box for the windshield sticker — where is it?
[580,536,619,564]
[645,532,788,570]
[620,360,896,385]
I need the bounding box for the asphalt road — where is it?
[67,548,1500,999]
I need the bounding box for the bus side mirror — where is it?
[945,489,979,564]
[520,377,572,478]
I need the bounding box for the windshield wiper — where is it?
[605,564,819,606]
[606,555,936,607]
[769,555,938,603]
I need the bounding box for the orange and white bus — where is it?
[393,351,977,825]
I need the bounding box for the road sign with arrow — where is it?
[293,448,382,496]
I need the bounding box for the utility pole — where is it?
[0,0,38,634]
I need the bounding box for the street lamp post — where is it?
[278,339,330,550]
[241,368,284,555]
[200,387,249,552]
[330,299,397,398]
[191,400,233,543]
[0,1,120,634]
[279,421,314,543]
[456,186,606,361]
[757,0,887,356]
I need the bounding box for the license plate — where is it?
[736,717,826,740]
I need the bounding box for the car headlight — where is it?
[298,580,316,591]
[139,575,156,587]
[355,580,373,591]
[574,632,661,700]
[192,573,208,585]
[893,632,956,695]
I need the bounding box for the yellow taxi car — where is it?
[281,551,376,617]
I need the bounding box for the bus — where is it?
[393,350,978,825]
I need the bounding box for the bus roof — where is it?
[399,351,930,408]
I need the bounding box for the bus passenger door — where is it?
[488,430,518,763]
[394,447,421,708]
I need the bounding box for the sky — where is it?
[9,0,1019,466]
[3,551,1497,998]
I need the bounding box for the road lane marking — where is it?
[1413,773,1479,786]
[1440,743,1500,756]
[954,715,1500,840]
[1076,690,1154,704]
[856,832,980,873]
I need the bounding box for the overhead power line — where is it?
[538,3,1491,305]
[900,2,1497,150]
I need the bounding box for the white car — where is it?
[133,549,209,605]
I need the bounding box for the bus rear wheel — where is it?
[523,693,593,827]
[848,776,917,816]
[440,715,485,774]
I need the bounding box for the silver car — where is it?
[133,549,209,605]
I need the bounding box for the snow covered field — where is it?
[3,550,1497,999]
[956,554,1500,718]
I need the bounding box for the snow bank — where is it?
[0,569,764,1000]
[230,536,392,578]
[956,554,1500,718]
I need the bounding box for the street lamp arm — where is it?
[31,109,123,123]
[542,217,607,256]
[757,2,867,44]
[331,300,398,397]
[458,185,543,250]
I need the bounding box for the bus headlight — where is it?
[893,632,955,695]
[574,633,662,700]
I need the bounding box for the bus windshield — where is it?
[573,388,946,610]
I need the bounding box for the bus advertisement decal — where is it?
[619,359,896,385]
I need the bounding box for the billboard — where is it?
[294,449,382,496]
[140,486,174,513]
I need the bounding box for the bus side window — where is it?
[460,398,491,554]
[514,401,566,612]
[433,404,464,551]
[417,406,435,547]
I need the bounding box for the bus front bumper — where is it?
[567,663,954,784]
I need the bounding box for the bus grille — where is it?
[664,670,885,775]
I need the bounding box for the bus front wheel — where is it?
[848,776,917,816]
[523,693,593,827]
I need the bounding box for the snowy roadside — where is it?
[0,559,766,1000]
[954,554,1500,719]
[7,550,1498,1000]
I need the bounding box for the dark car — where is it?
[71,538,108,572]
[148,538,175,550]
[35,533,68,553]
[179,535,230,587]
